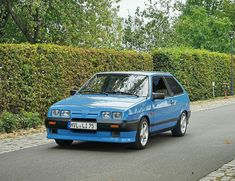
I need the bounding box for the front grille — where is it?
[71,130,97,134]
[71,118,96,122]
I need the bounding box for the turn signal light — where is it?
[49,121,56,125]
[110,124,119,128]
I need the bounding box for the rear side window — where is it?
[165,76,183,95]
[152,76,170,97]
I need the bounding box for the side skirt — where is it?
[149,126,176,137]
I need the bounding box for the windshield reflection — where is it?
[79,74,149,97]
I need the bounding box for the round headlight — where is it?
[61,110,70,118]
[51,109,60,117]
[101,111,111,119]
[113,112,122,120]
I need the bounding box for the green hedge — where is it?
[0,44,153,116]
[0,111,41,133]
[152,48,232,101]
[0,44,233,120]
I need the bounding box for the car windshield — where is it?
[79,74,149,97]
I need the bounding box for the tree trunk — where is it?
[3,0,36,43]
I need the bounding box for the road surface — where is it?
[0,104,235,181]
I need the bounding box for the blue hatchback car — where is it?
[45,71,190,149]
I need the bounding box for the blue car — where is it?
[45,71,190,149]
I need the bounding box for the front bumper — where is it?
[45,118,138,143]
[47,129,136,143]
[45,118,139,132]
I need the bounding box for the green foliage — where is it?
[122,0,235,53]
[0,43,153,116]
[0,111,42,133]
[174,5,232,53]
[0,119,4,133]
[152,48,232,101]
[0,111,19,133]
[19,111,41,129]
[0,0,122,49]
[123,0,175,51]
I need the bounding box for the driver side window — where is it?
[152,76,170,97]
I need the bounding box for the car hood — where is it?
[52,94,146,110]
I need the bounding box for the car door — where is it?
[151,76,176,132]
[164,76,185,119]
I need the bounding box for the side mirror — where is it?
[152,93,165,100]
[70,90,77,96]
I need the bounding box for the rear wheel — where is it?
[132,117,149,150]
[171,112,188,137]
[55,139,73,146]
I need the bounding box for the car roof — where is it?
[96,71,172,76]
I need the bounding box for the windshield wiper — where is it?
[79,89,97,93]
[79,90,108,95]
[106,91,139,97]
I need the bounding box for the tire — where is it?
[131,117,149,150]
[171,112,188,137]
[55,139,73,146]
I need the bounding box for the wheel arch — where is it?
[141,115,150,127]
[180,110,190,124]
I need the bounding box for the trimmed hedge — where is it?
[0,44,233,120]
[152,48,232,101]
[0,44,152,116]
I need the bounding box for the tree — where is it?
[0,0,122,49]
[122,0,177,51]
[122,8,147,51]
[0,0,9,38]
[174,0,234,53]
[218,0,235,30]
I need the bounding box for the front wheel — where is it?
[171,112,188,137]
[55,139,73,146]
[132,117,149,150]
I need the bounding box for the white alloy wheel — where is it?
[140,121,149,147]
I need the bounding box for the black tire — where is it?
[171,112,188,137]
[55,139,73,146]
[131,117,149,150]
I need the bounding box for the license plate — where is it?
[69,122,97,130]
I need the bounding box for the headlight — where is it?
[113,112,122,120]
[101,111,111,119]
[61,110,70,118]
[51,109,60,117]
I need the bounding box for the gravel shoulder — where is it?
[191,96,235,112]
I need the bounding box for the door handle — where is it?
[169,100,175,105]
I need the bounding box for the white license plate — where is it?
[69,122,97,130]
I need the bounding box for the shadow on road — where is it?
[48,132,184,153]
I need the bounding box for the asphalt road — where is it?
[1,104,235,181]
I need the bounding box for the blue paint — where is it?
[47,129,136,143]
[46,71,190,144]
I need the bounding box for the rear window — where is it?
[165,76,183,95]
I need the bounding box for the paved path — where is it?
[0,132,52,154]
[0,98,235,181]
[200,159,235,181]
